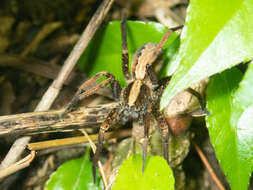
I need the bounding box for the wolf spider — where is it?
[62,17,206,179]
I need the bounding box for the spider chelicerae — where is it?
[62,15,206,180]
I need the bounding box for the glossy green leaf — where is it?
[111,154,174,190]
[78,21,180,86]
[231,63,253,124]
[206,66,253,190]
[160,0,253,110]
[45,149,103,190]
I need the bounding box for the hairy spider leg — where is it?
[144,77,172,164]
[92,108,120,183]
[146,65,159,86]
[156,29,172,52]
[62,71,121,116]
[120,12,132,83]
[61,71,121,182]
[142,110,151,172]
[154,110,170,163]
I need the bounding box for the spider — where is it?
[62,16,207,180]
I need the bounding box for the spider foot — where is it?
[142,139,148,173]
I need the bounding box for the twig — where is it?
[36,0,115,111]
[0,103,118,136]
[0,137,30,169]
[80,129,108,188]
[21,22,62,57]
[28,129,131,151]
[192,142,225,190]
[0,151,36,179]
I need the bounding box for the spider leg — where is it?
[61,72,121,116]
[186,87,210,116]
[142,111,151,172]
[158,76,171,87]
[160,117,169,163]
[146,65,159,87]
[154,111,170,163]
[121,11,132,83]
[156,29,173,52]
[92,107,119,182]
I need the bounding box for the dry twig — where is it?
[0,151,36,179]
[0,137,30,170]
[80,129,108,188]
[28,129,131,151]
[0,103,117,136]
[21,22,62,57]
[193,142,225,190]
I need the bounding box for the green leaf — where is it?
[231,63,253,124]
[111,154,174,190]
[78,21,180,86]
[45,148,103,190]
[160,0,253,110]
[159,34,180,78]
[206,66,253,190]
